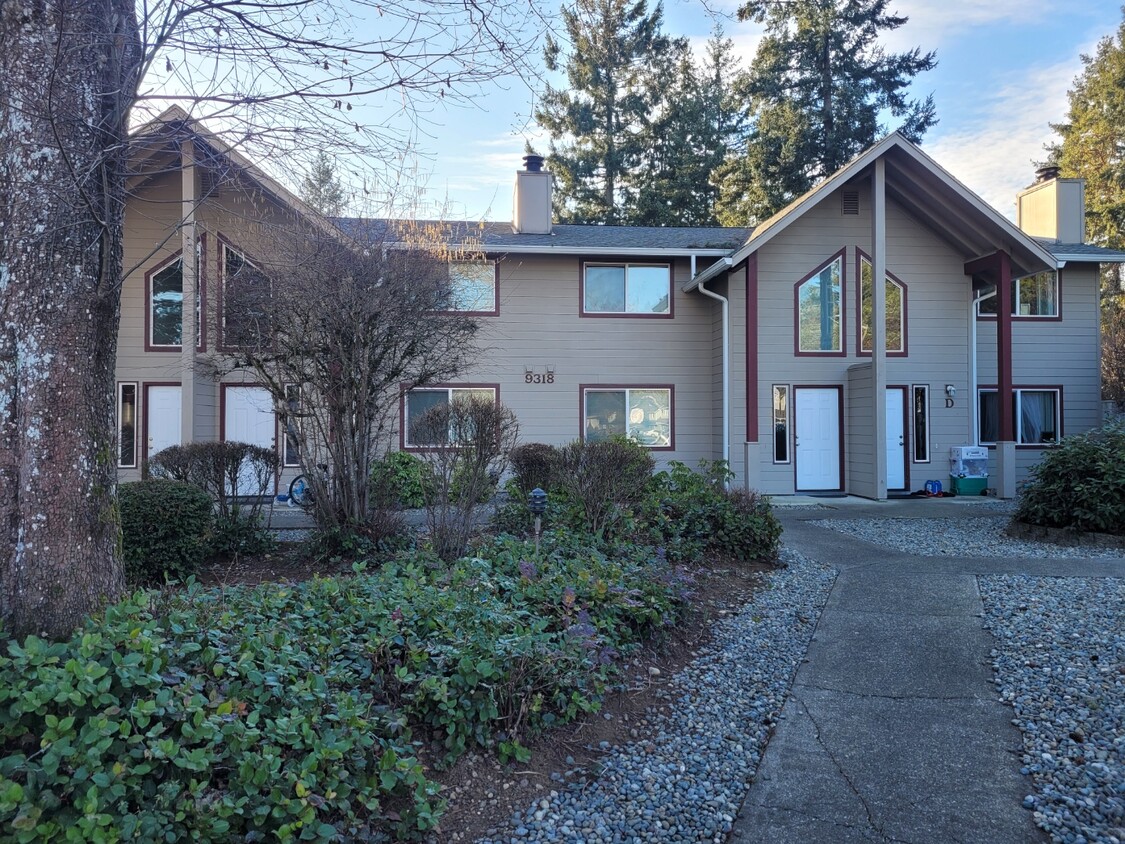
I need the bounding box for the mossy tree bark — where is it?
[0,0,140,639]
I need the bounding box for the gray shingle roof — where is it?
[333,218,750,253]
[1039,240,1125,262]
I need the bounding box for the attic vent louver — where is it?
[841,191,860,215]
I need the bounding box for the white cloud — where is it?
[926,58,1078,218]
[887,0,1056,49]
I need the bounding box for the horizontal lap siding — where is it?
[977,263,1102,481]
[847,365,874,495]
[751,184,975,495]
[451,255,714,468]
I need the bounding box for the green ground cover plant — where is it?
[0,532,689,842]
[1015,421,1125,535]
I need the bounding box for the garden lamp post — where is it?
[529,487,547,556]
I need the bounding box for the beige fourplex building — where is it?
[117,111,1125,498]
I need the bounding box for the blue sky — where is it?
[402,0,1121,225]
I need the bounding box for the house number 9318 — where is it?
[525,372,555,384]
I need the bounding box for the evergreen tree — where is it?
[536,0,672,224]
[633,30,745,226]
[301,151,346,218]
[715,0,937,225]
[1046,11,1125,401]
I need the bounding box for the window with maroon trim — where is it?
[444,261,497,313]
[977,271,1058,317]
[796,256,843,353]
[772,385,789,463]
[859,255,906,354]
[222,243,273,349]
[117,383,138,468]
[978,388,1060,445]
[404,386,498,447]
[149,256,184,347]
[583,263,671,316]
[583,387,672,448]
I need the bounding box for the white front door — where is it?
[224,386,276,494]
[886,387,906,490]
[146,385,181,461]
[795,388,841,490]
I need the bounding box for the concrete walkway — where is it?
[731,500,1124,843]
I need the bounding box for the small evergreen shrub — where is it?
[508,442,558,495]
[370,451,433,509]
[1015,421,1125,535]
[118,479,213,584]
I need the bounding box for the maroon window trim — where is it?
[976,384,1064,449]
[975,268,1063,322]
[791,385,846,492]
[855,248,908,358]
[578,383,676,452]
[399,383,502,452]
[117,382,139,468]
[793,248,848,357]
[435,260,500,317]
[217,233,272,353]
[142,234,207,353]
[579,259,675,320]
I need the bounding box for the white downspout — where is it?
[971,288,997,445]
[694,255,731,489]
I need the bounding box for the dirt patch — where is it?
[424,557,772,843]
[195,541,344,586]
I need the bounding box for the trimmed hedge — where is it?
[119,479,213,584]
[1015,421,1125,535]
[0,534,688,841]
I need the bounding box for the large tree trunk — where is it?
[0,0,140,639]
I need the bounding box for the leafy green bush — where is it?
[370,451,433,509]
[508,442,558,495]
[119,480,213,584]
[0,533,689,841]
[644,461,781,564]
[149,442,277,559]
[1015,421,1125,534]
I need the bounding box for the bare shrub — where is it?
[554,438,655,538]
[508,442,559,496]
[412,397,520,561]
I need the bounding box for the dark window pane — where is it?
[118,384,137,467]
[773,386,788,462]
[912,386,928,461]
[408,390,450,445]
[283,385,301,466]
[585,266,626,312]
[585,390,626,441]
[979,392,998,443]
[224,247,273,348]
[151,260,183,346]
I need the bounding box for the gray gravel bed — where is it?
[811,516,1124,559]
[979,576,1125,844]
[475,549,836,843]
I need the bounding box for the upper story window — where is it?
[796,253,844,354]
[222,243,273,349]
[977,271,1059,318]
[583,263,672,317]
[978,388,1060,445]
[583,386,673,449]
[859,254,906,355]
[445,261,498,314]
[149,257,184,348]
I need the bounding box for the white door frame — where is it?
[793,386,843,491]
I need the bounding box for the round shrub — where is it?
[370,450,433,509]
[119,479,213,584]
[1015,421,1125,535]
[509,442,558,495]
